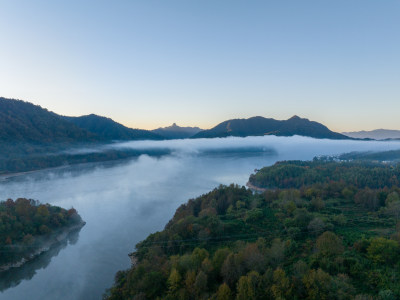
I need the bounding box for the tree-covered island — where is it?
[0,198,85,271]
[106,160,400,299]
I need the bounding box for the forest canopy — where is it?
[106,161,400,299]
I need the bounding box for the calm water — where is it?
[0,136,399,300]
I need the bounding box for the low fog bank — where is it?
[110,135,400,159]
[60,135,400,164]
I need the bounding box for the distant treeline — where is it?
[249,160,400,190]
[0,143,171,174]
[106,161,400,299]
[338,150,400,162]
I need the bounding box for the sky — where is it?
[0,0,399,131]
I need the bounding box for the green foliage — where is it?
[107,162,400,299]
[367,237,399,264]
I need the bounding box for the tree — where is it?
[216,283,232,300]
[267,239,285,268]
[308,218,325,236]
[185,270,196,298]
[385,192,400,219]
[367,237,400,264]
[236,271,261,300]
[167,268,181,295]
[271,268,290,299]
[221,253,244,288]
[316,231,344,256]
[194,270,208,296]
[302,269,333,300]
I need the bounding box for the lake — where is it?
[1,136,399,300]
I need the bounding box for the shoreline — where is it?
[0,221,86,272]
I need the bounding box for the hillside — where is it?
[0,97,98,144]
[64,114,163,141]
[343,129,400,140]
[192,116,349,140]
[0,98,170,174]
[152,123,203,139]
[106,161,400,299]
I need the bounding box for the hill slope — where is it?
[64,114,163,141]
[152,123,203,139]
[0,97,98,144]
[193,115,349,140]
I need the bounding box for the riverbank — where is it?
[0,221,85,272]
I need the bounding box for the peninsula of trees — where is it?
[0,198,84,270]
[106,161,400,299]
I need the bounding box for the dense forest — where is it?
[106,161,400,299]
[0,198,83,265]
[249,160,400,190]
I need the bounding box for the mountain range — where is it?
[342,129,400,140]
[192,115,349,140]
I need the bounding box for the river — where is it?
[0,136,399,300]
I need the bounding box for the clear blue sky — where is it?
[0,0,399,131]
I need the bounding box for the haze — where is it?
[1,1,399,131]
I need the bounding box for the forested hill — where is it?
[192,115,349,140]
[63,114,163,141]
[0,97,99,144]
[106,161,400,299]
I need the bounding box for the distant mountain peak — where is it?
[343,129,400,140]
[152,123,203,139]
[192,115,349,140]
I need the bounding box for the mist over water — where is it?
[0,136,399,300]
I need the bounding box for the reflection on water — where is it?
[0,227,82,292]
[0,136,399,300]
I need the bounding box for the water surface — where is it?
[1,136,399,300]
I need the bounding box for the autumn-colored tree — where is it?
[236,271,262,300]
[302,269,333,300]
[271,267,290,299]
[185,270,196,299]
[216,283,232,300]
[167,268,181,295]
